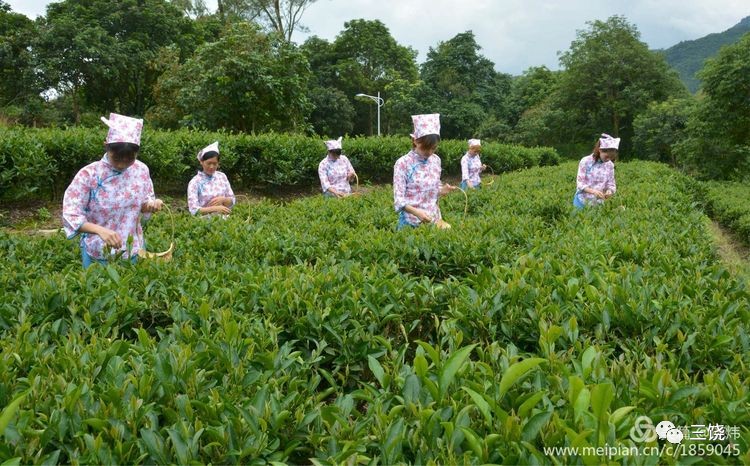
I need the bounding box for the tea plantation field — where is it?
[702,180,750,248]
[1,161,748,464]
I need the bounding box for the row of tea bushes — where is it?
[1,161,748,464]
[701,180,750,246]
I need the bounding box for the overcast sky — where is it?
[6,0,749,74]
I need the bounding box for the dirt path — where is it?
[707,220,750,278]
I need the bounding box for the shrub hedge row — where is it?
[0,127,559,199]
[702,181,750,246]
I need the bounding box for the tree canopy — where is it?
[0,1,43,124]
[149,22,311,132]
[556,16,687,151]
[677,32,750,179]
[35,0,197,122]
[418,31,513,139]
[306,19,419,136]
[0,2,747,179]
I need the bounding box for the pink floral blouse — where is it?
[187,171,235,215]
[318,155,354,194]
[393,151,443,226]
[461,152,482,187]
[576,154,616,205]
[62,155,155,260]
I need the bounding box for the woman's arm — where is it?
[187,178,202,215]
[604,164,616,197]
[318,161,331,194]
[403,205,433,223]
[79,222,122,248]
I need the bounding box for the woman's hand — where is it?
[412,208,433,224]
[403,205,433,223]
[98,227,123,249]
[80,222,122,249]
[208,196,232,207]
[203,205,231,215]
[440,183,458,196]
[604,190,614,199]
[587,189,606,200]
[141,199,164,213]
[328,189,345,198]
[481,164,487,171]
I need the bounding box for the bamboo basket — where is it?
[485,165,495,186]
[439,185,469,224]
[138,203,175,261]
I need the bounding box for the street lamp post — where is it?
[355,92,384,136]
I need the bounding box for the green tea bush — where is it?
[1,161,748,464]
[702,181,750,246]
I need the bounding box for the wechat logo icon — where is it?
[654,420,684,444]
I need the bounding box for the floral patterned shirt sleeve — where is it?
[62,166,95,238]
[318,158,331,193]
[187,175,201,215]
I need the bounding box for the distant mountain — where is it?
[662,16,750,93]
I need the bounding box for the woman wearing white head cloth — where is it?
[318,137,357,198]
[393,113,458,230]
[62,113,164,268]
[187,141,236,216]
[573,133,618,209]
[460,138,487,190]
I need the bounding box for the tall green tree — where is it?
[677,33,750,179]
[301,36,340,87]
[697,32,750,146]
[308,86,354,136]
[169,0,209,18]
[632,97,695,166]
[35,0,197,122]
[249,0,318,42]
[506,66,559,126]
[214,0,259,22]
[209,0,316,40]
[419,31,512,139]
[0,1,44,124]
[556,16,687,154]
[302,21,422,135]
[300,36,353,135]
[306,19,418,136]
[149,22,311,132]
[512,98,574,151]
[382,78,429,135]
